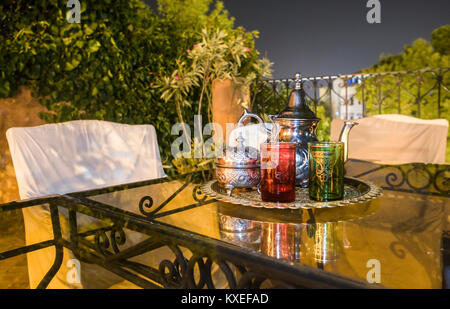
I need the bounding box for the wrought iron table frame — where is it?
[1,160,448,289]
[0,175,377,289]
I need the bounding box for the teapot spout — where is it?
[339,121,358,162]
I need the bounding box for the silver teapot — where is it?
[238,73,357,187]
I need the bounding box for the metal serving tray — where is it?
[201,177,382,210]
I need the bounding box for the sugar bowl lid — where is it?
[216,133,260,168]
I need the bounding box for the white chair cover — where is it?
[330,115,449,164]
[6,120,165,288]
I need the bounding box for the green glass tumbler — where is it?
[308,142,345,201]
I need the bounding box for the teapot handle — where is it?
[237,109,271,134]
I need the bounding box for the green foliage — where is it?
[360,25,450,161]
[157,23,272,174]
[0,0,175,164]
[0,0,268,174]
[252,83,289,121]
[158,27,270,119]
[431,25,450,55]
[361,30,449,120]
[314,103,331,142]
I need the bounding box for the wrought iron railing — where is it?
[256,68,449,121]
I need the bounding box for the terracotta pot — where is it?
[212,78,249,144]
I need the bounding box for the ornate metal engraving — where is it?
[201,177,382,210]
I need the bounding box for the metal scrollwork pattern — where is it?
[185,255,212,289]
[138,196,154,216]
[94,227,126,256]
[382,164,449,196]
[433,169,450,196]
[156,245,278,289]
[405,165,433,191]
[385,167,406,188]
[158,245,188,288]
[389,241,407,259]
[138,181,210,218]
[95,230,110,256]
[193,185,207,202]
[110,228,126,254]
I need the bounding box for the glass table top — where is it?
[81,160,450,289]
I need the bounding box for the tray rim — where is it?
[201,176,382,210]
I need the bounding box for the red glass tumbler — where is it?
[259,142,296,203]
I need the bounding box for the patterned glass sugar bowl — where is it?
[215,133,261,197]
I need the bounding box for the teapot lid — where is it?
[277,73,319,120]
[216,133,260,168]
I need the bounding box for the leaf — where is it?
[88,40,101,53]
[75,41,85,49]
[84,25,94,36]
[63,37,72,45]
[110,37,120,51]
[64,59,80,71]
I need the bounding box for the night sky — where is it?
[145,0,450,78]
